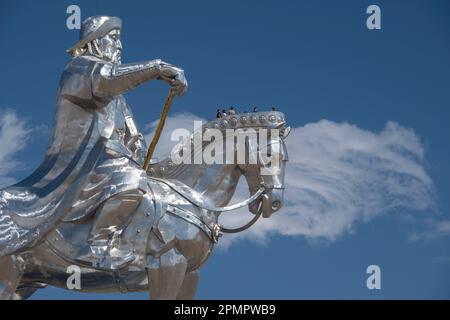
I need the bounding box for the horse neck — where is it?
[149,152,242,207]
[173,162,242,207]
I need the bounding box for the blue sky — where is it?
[0,0,450,299]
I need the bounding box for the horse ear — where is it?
[269,121,285,130]
[281,126,291,140]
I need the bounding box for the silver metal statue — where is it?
[0,16,289,300]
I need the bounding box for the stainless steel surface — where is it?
[0,16,287,300]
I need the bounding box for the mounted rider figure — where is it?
[0,16,187,269]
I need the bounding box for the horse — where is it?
[0,111,289,300]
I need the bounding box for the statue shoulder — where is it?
[63,55,106,77]
[59,56,104,102]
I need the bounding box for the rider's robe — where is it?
[0,55,166,257]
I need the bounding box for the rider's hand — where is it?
[159,64,188,96]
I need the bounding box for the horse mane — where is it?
[146,111,286,180]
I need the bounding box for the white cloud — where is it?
[278,120,435,236]
[0,109,32,187]
[145,114,438,248]
[409,219,450,242]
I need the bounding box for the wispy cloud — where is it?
[0,109,33,187]
[409,219,450,242]
[276,120,435,237]
[145,114,438,248]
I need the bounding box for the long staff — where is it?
[143,89,176,171]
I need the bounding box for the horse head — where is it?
[236,115,290,218]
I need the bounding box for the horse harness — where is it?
[150,177,267,241]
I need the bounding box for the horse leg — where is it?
[146,248,187,300]
[176,270,199,300]
[0,255,23,300]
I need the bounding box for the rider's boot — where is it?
[76,190,143,269]
[76,238,108,267]
[108,232,135,270]
[76,233,135,270]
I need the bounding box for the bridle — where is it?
[219,202,263,234]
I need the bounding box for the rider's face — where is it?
[97,29,122,64]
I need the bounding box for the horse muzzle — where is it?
[262,188,284,217]
[249,188,284,218]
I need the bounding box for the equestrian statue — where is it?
[0,16,289,299]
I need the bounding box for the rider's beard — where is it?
[112,50,122,65]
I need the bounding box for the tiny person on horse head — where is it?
[0,16,187,269]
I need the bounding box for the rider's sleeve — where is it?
[91,59,175,99]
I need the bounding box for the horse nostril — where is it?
[271,200,281,211]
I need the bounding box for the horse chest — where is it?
[148,214,214,271]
